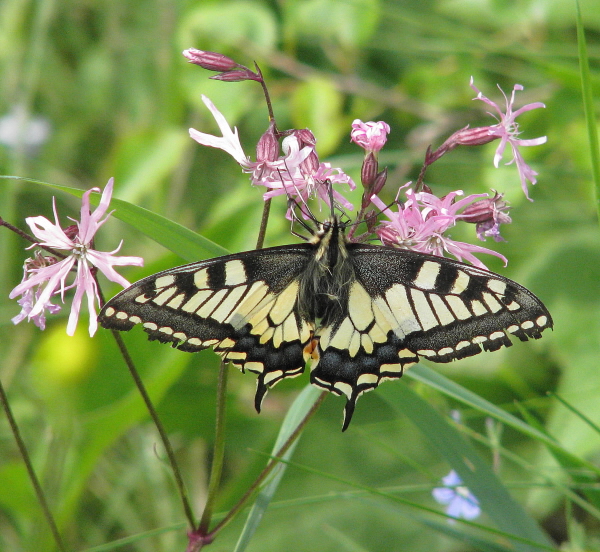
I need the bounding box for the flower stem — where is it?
[96,281,196,527]
[196,360,229,535]
[255,198,272,250]
[110,328,197,528]
[0,377,66,552]
[0,216,66,259]
[207,390,327,539]
[192,197,274,544]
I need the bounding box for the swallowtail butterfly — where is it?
[99,217,552,430]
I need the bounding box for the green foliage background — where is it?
[0,0,599,551]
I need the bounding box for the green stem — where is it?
[110,329,196,528]
[0,377,66,552]
[255,198,272,250]
[190,198,275,548]
[197,361,229,534]
[207,391,327,538]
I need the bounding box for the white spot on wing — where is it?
[450,270,470,294]
[224,259,247,287]
[269,281,298,325]
[181,290,212,313]
[196,289,228,318]
[194,269,209,289]
[210,285,248,323]
[264,370,283,385]
[487,278,507,295]
[155,275,176,288]
[414,260,441,290]
[470,299,488,317]
[357,373,378,386]
[152,287,178,306]
[536,315,548,327]
[329,318,354,350]
[445,295,472,320]
[429,294,455,325]
[167,293,186,309]
[334,381,353,398]
[482,292,503,313]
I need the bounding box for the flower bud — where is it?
[461,191,511,242]
[256,120,279,162]
[291,129,319,174]
[182,49,240,71]
[211,69,260,82]
[360,152,378,190]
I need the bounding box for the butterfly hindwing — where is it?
[100,246,316,407]
[308,243,552,429]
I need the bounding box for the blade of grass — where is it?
[378,382,553,552]
[575,0,600,220]
[233,385,323,552]
[406,364,556,446]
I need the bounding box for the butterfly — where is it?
[99,216,552,430]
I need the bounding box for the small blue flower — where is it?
[432,470,481,521]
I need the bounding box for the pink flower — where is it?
[370,186,507,269]
[9,178,144,336]
[11,253,61,330]
[351,120,390,153]
[470,78,547,200]
[189,96,355,218]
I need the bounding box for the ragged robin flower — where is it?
[9,178,143,336]
[188,95,355,218]
[370,186,508,270]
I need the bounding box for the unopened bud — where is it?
[291,129,319,174]
[256,120,279,162]
[372,168,388,196]
[64,224,79,240]
[182,49,240,71]
[361,152,378,190]
[211,69,260,82]
[365,210,379,233]
[293,129,317,148]
[361,167,388,209]
[426,126,498,166]
[461,191,511,242]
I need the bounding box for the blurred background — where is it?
[0,0,599,550]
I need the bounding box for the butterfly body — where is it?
[99,217,552,430]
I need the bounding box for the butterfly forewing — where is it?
[100,246,317,407]
[100,218,552,430]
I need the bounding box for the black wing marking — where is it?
[309,244,553,430]
[99,245,316,408]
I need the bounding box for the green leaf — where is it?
[378,381,553,552]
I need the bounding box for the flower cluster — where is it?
[9,179,143,336]
[9,51,546,335]
[189,95,355,218]
[187,69,545,270]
